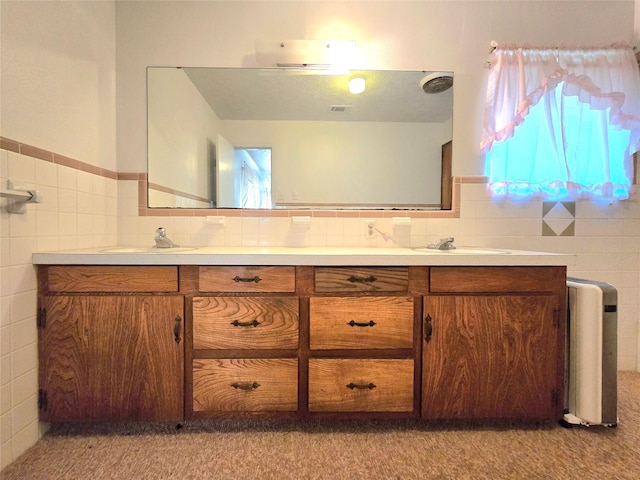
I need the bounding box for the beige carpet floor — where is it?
[2,372,639,480]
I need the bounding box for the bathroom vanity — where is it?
[33,247,570,423]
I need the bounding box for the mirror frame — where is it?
[132,174,488,220]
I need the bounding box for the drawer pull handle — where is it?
[346,382,376,390]
[174,315,182,344]
[347,275,377,284]
[231,319,261,328]
[347,320,376,328]
[231,382,261,391]
[425,314,433,343]
[233,275,262,283]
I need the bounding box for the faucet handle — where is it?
[156,227,166,237]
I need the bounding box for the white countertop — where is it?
[32,246,575,267]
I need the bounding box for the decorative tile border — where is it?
[1,136,118,180]
[135,175,468,218]
[2,136,484,219]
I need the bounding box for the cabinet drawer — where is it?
[192,297,299,350]
[430,266,565,293]
[46,266,178,293]
[309,297,413,350]
[308,359,414,412]
[192,359,298,412]
[314,267,408,293]
[199,266,295,293]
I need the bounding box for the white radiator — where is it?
[564,278,617,427]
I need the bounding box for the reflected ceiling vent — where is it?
[420,72,453,94]
[330,105,351,112]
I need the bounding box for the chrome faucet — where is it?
[427,236,456,250]
[154,227,178,248]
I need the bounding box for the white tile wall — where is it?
[1,152,638,470]
[0,149,117,469]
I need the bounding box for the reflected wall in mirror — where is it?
[147,67,453,210]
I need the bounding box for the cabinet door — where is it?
[39,295,184,422]
[422,295,559,420]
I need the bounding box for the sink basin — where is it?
[412,247,510,255]
[100,247,197,253]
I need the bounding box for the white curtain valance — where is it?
[481,44,640,201]
[481,45,640,156]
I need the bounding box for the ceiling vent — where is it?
[420,72,454,94]
[330,105,351,112]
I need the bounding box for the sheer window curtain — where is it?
[482,45,640,201]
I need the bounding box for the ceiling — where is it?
[182,67,454,124]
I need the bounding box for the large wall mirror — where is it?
[147,67,454,210]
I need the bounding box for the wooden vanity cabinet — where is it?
[37,266,184,422]
[37,262,567,424]
[422,266,567,421]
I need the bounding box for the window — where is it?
[482,45,640,201]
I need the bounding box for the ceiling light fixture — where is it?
[349,77,365,94]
